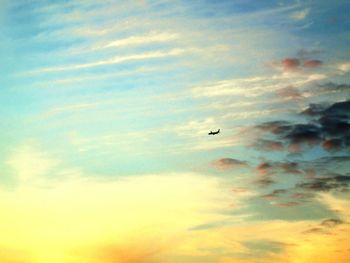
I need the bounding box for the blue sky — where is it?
[0,1,350,262]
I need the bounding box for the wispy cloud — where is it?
[29,48,186,74]
[290,8,310,21]
[94,32,180,50]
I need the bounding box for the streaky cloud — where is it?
[29,48,186,74]
[212,158,248,171]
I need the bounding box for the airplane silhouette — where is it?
[208,129,220,135]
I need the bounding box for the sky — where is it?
[0,0,350,262]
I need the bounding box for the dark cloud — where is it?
[297,180,335,192]
[254,159,349,201]
[261,189,287,200]
[257,122,323,152]
[303,60,322,68]
[250,97,350,201]
[319,116,350,137]
[256,162,273,175]
[323,100,350,117]
[297,173,350,192]
[256,100,350,152]
[322,139,343,151]
[318,82,350,92]
[273,201,299,207]
[320,218,344,228]
[302,100,350,118]
[301,103,328,116]
[303,227,328,235]
[212,158,248,170]
[256,161,303,176]
[309,156,350,165]
[284,123,322,146]
[291,192,314,199]
[303,218,344,235]
[302,156,350,174]
[254,178,275,187]
[256,121,292,134]
[280,162,302,174]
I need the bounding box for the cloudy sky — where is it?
[1,0,350,262]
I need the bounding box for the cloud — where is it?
[290,8,310,21]
[302,100,350,149]
[303,227,328,235]
[303,217,345,235]
[337,62,350,73]
[320,218,344,228]
[276,86,303,100]
[191,72,324,100]
[301,103,328,116]
[255,140,284,151]
[255,99,350,152]
[303,60,322,68]
[256,161,302,176]
[322,139,343,151]
[281,58,300,71]
[273,201,299,207]
[256,121,292,135]
[276,55,323,73]
[297,174,350,192]
[240,239,287,259]
[291,192,314,199]
[6,144,60,184]
[322,100,350,117]
[303,156,350,174]
[318,82,350,92]
[30,48,186,74]
[280,162,302,174]
[284,123,322,147]
[212,158,248,171]
[297,48,322,58]
[261,189,288,200]
[188,214,253,232]
[97,32,180,49]
[256,162,273,175]
[254,178,275,187]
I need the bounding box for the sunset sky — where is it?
[1,0,350,262]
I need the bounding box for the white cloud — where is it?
[100,32,180,49]
[191,73,325,99]
[290,8,310,20]
[30,48,186,74]
[337,62,350,73]
[6,144,60,183]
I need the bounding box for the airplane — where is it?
[208,129,220,135]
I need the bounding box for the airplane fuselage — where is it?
[208,129,220,135]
